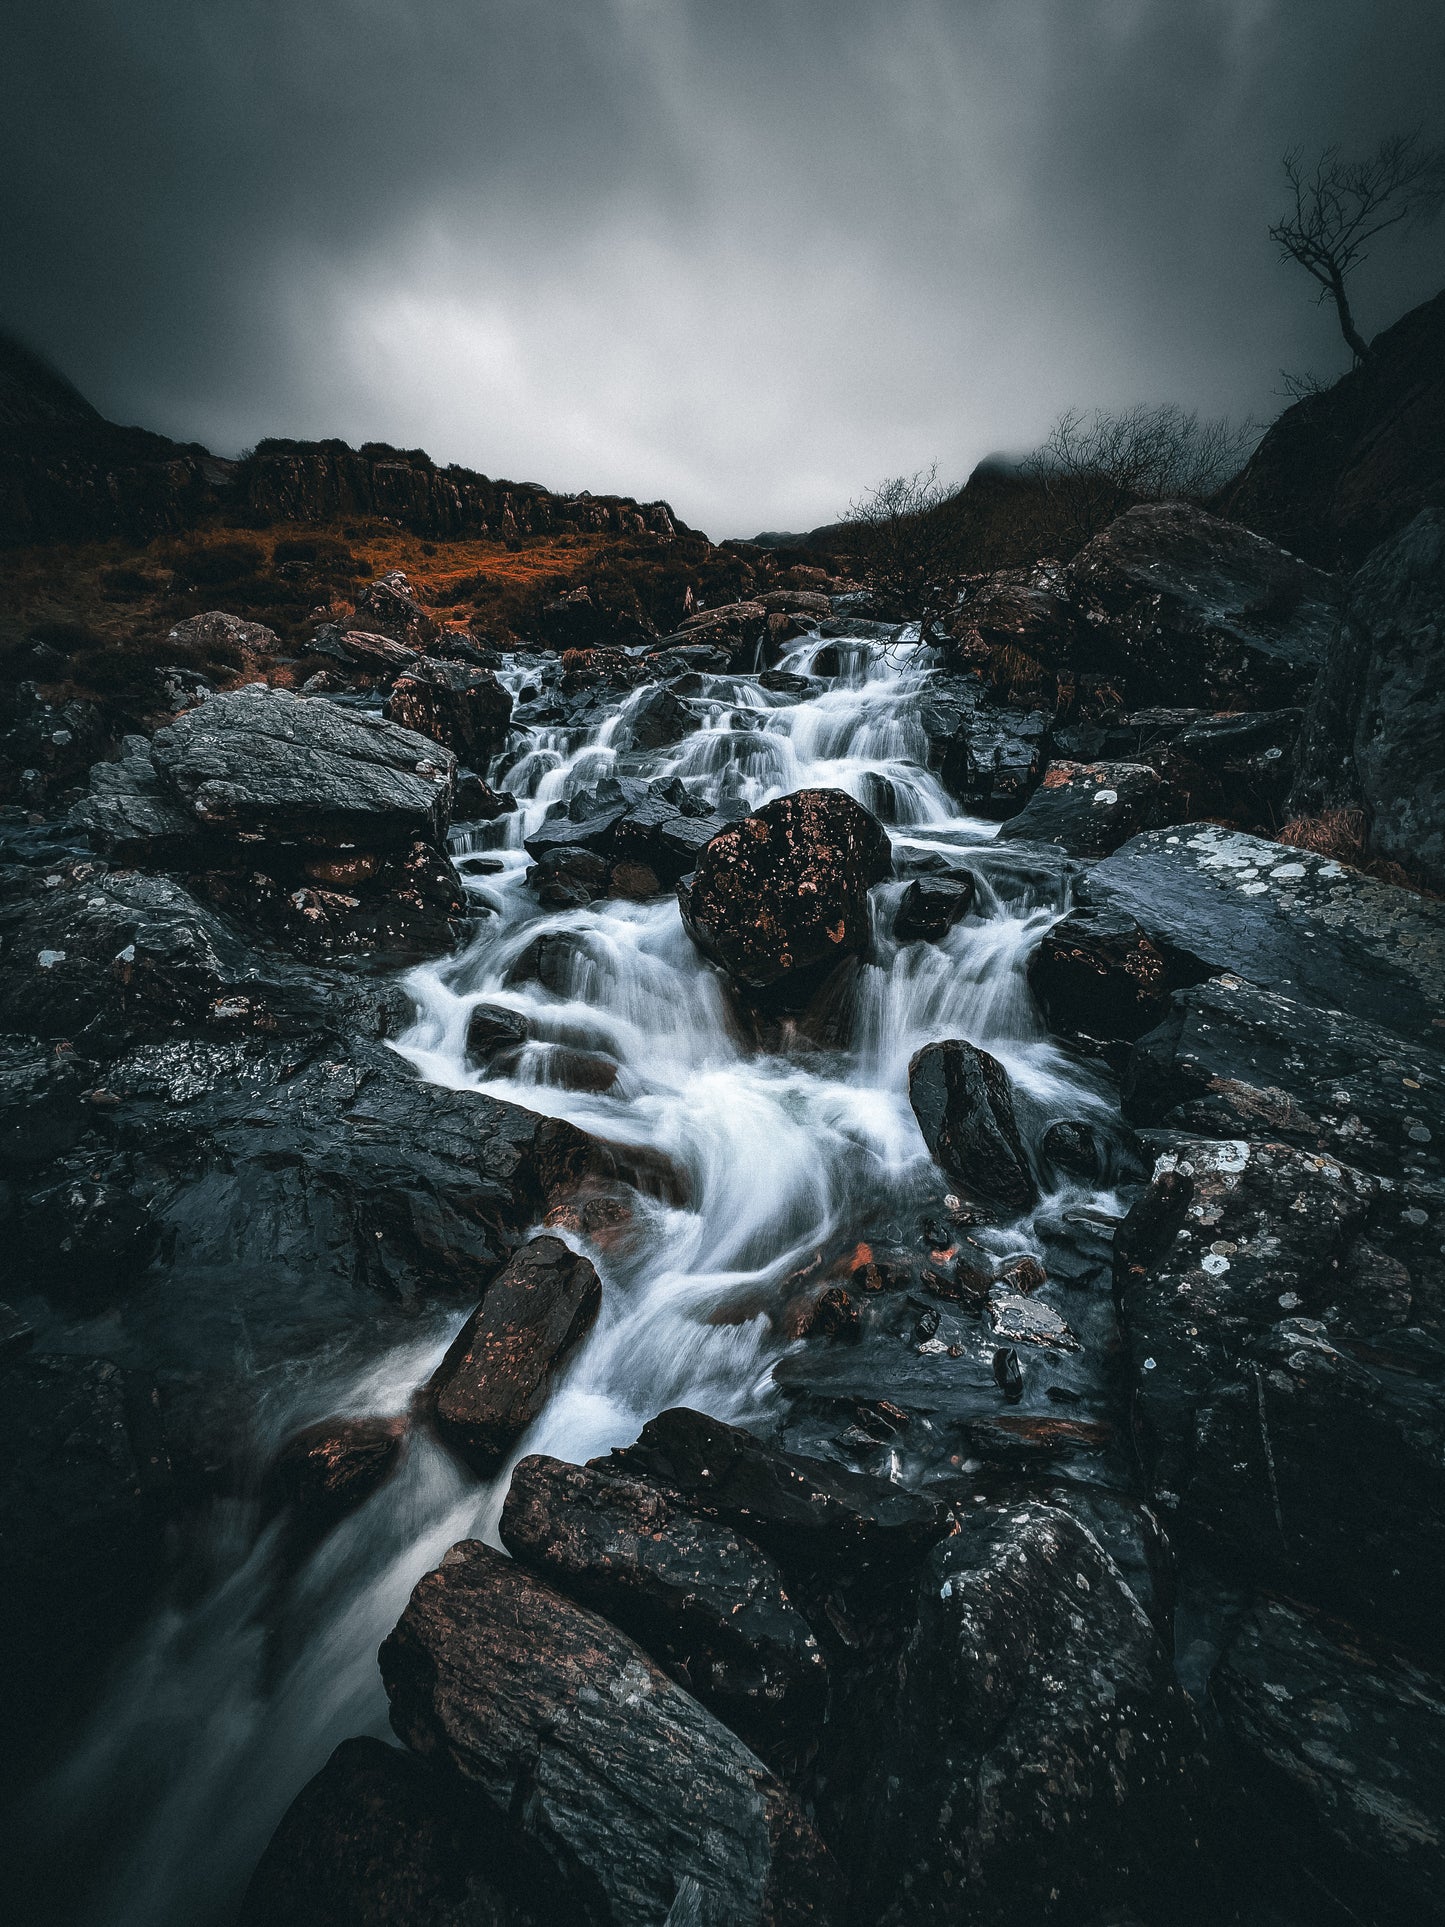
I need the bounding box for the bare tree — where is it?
[1270,132,1445,362]
[1016,404,1255,551]
[844,465,966,644]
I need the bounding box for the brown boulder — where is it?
[263,1414,407,1531]
[679,788,891,993]
[386,658,513,767]
[352,571,441,650]
[427,1237,601,1472]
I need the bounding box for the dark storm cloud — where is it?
[5,1,1443,533]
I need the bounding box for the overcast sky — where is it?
[5,1,1443,536]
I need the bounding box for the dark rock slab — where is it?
[70,733,200,865]
[151,687,456,848]
[822,1501,1209,1926]
[387,658,513,768]
[241,1735,547,1927]
[622,684,695,751]
[1079,823,1445,1044]
[1290,507,1445,891]
[918,672,1051,818]
[678,788,890,993]
[1213,1599,1445,1918]
[908,1037,1037,1217]
[603,1405,951,1577]
[998,758,1166,856]
[1027,903,1176,1043]
[428,1237,601,1473]
[500,1454,826,1754]
[1067,503,1339,708]
[380,1541,842,1927]
[893,872,974,943]
[263,1415,407,1532]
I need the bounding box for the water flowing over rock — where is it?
[678,787,891,993]
[380,1541,843,1927]
[428,1236,603,1473]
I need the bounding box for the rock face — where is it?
[428,1237,602,1473]
[917,673,1051,817]
[1076,823,1445,1044]
[823,1502,1208,1926]
[386,657,513,768]
[997,758,1165,856]
[678,788,891,994]
[239,1735,545,1927]
[1066,503,1339,708]
[1028,903,1172,1041]
[379,1540,842,1927]
[151,687,455,848]
[499,1454,826,1754]
[351,572,441,651]
[1213,1599,1445,1918]
[908,1038,1037,1217]
[1288,508,1445,890]
[1218,287,1445,569]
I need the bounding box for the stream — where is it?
[39,629,1133,1926]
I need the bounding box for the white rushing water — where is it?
[42,630,1123,1926]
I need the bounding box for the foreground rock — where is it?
[678,788,890,996]
[1028,902,1172,1042]
[997,759,1165,856]
[820,1501,1209,1925]
[386,656,513,769]
[1214,1598,1445,1920]
[380,1541,842,1926]
[1288,507,1445,891]
[263,1415,407,1533]
[240,1735,545,1927]
[428,1237,602,1473]
[908,1038,1037,1217]
[1066,503,1339,709]
[500,1454,826,1755]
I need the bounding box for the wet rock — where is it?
[948,561,1076,676]
[672,598,770,669]
[18,1173,156,1299]
[1028,904,1175,1043]
[1067,503,1339,709]
[1213,1598,1445,1918]
[998,760,1166,857]
[524,843,611,908]
[893,872,974,943]
[623,684,694,751]
[522,777,640,862]
[1079,823,1445,1045]
[822,1501,1208,1926]
[504,929,589,993]
[679,788,891,994]
[380,1541,843,1926]
[1125,975,1445,1187]
[240,1735,547,1927]
[465,1003,531,1068]
[0,682,111,807]
[908,1038,1037,1217]
[986,1286,1078,1350]
[1116,1135,1445,1651]
[428,1237,602,1473]
[451,772,516,824]
[604,1405,951,1577]
[70,732,200,865]
[919,673,1051,817]
[609,792,730,885]
[263,1415,407,1532]
[316,627,417,677]
[1289,508,1445,890]
[151,687,456,849]
[1156,708,1301,826]
[351,571,441,651]
[500,1454,826,1754]
[1040,1117,1113,1184]
[0,1036,86,1171]
[386,658,513,768]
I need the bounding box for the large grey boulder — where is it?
[150,686,455,848]
[1289,507,1445,891]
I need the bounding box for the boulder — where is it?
[240,1735,546,1927]
[908,1038,1037,1217]
[1154,708,1301,826]
[499,1454,826,1754]
[1077,824,1445,1045]
[465,1003,531,1068]
[1028,903,1173,1042]
[380,1541,842,1926]
[70,733,200,865]
[1066,503,1339,708]
[998,759,1166,856]
[386,658,513,768]
[428,1237,602,1473]
[918,673,1051,817]
[1289,508,1445,891]
[603,1405,951,1578]
[948,561,1075,682]
[678,789,891,994]
[823,1501,1208,1926]
[351,571,441,651]
[1213,1598,1445,1918]
[672,599,769,668]
[622,684,695,752]
[150,687,456,849]
[892,872,974,943]
[263,1415,407,1532]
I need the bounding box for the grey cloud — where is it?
[5,0,1443,533]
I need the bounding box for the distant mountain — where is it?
[1217,287,1445,569]
[0,331,687,547]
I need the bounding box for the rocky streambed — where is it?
[2,508,1443,1927]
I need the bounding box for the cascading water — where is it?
[39,628,1130,1927]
